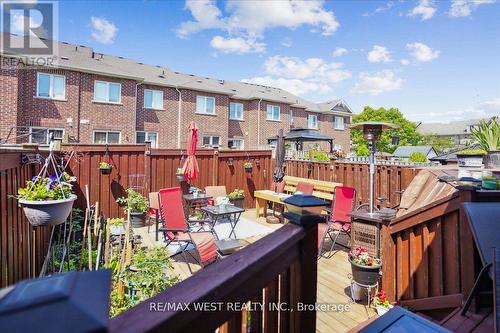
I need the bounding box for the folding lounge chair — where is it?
[148,191,161,241]
[296,182,314,195]
[158,187,218,267]
[318,186,356,258]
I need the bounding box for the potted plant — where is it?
[108,217,126,235]
[244,161,253,173]
[175,168,185,181]
[456,149,486,168]
[373,290,393,316]
[116,188,149,228]
[348,246,382,285]
[99,161,113,175]
[471,119,500,168]
[15,173,77,226]
[228,188,245,208]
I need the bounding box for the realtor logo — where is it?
[1,0,58,67]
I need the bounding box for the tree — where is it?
[418,134,454,154]
[409,152,427,162]
[351,106,422,154]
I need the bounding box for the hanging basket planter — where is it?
[20,194,77,227]
[99,161,113,175]
[175,168,186,181]
[244,162,253,173]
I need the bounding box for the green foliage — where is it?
[228,188,244,198]
[456,149,487,155]
[409,152,427,163]
[356,144,370,157]
[418,134,454,154]
[109,218,125,226]
[351,106,422,153]
[471,118,500,151]
[99,161,112,169]
[116,188,149,214]
[309,150,330,162]
[243,161,253,168]
[16,173,76,201]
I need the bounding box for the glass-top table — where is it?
[201,204,245,239]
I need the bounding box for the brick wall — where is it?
[0,59,19,141]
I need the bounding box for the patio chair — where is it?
[205,185,227,200]
[318,186,356,258]
[147,191,161,241]
[271,180,285,193]
[158,187,218,267]
[296,182,314,195]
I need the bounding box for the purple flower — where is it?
[49,175,58,182]
[31,176,39,182]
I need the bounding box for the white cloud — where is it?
[332,47,348,57]
[177,0,339,53]
[406,42,440,62]
[367,45,392,63]
[242,55,351,97]
[351,70,403,96]
[408,0,437,20]
[90,17,118,44]
[210,35,265,54]
[400,59,410,65]
[281,37,292,48]
[410,98,500,122]
[449,0,496,17]
[10,10,46,37]
[363,1,395,16]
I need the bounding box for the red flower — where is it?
[376,290,387,302]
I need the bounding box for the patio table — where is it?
[254,190,291,219]
[201,204,245,240]
[183,193,212,218]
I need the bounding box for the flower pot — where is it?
[456,154,484,168]
[19,194,77,227]
[130,212,146,228]
[349,258,381,285]
[482,180,498,190]
[229,197,244,208]
[244,166,253,173]
[376,304,393,316]
[484,150,500,169]
[176,174,185,181]
[100,167,112,175]
[109,224,126,235]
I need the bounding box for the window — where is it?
[94,80,121,103]
[308,114,318,129]
[136,131,158,148]
[202,135,220,147]
[333,116,345,130]
[334,144,342,151]
[144,89,163,110]
[93,131,121,144]
[229,102,243,120]
[266,104,280,121]
[228,138,244,150]
[29,127,64,144]
[36,73,65,99]
[290,109,294,126]
[196,96,215,114]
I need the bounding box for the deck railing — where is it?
[109,219,319,333]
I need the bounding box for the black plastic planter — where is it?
[230,197,244,208]
[176,174,185,181]
[130,212,146,228]
[100,167,112,175]
[244,166,253,173]
[349,259,381,285]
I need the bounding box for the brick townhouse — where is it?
[0,34,352,151]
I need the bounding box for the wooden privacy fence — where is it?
[285,159,420,209]
[0,150,52,288]
[381,189,500,313]
[66,144,273,217]
[110,218,319,333]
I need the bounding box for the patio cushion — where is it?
[296,182,314,195]
[331,186,356,223]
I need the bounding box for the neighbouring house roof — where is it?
[430,144,481,163]
[393,145,436,158]
[1,33,352,115]
[416,119,482,136]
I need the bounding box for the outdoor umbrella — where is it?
[182,121,199,183]
[273,129,286,187]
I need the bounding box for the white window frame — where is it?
[28,127,64,144]
[228,138,244,150]
[143,89,163,110]
[36,72,66,100]
[93,130,121,144]
[196,96,216,114]
[202,135,221,147]
[93,80,122,104]
[229,102,244,120]
[333,116,345,130]
[266,104,281,121]
[307,114,318,130]
[334,144,342,151]
[136,131,158,148]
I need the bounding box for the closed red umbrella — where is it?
[182,121,199,182]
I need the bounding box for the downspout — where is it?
[176,86,182,149]
[257,98,262,147]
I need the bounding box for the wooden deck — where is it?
[135,209,375,332]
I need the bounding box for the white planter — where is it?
[351,283,362,301]
[109,224,126,236]
[456,154,484,168]
[376,304,393,316]
[19,194,77,227]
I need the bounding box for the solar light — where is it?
[349,122,400,215]
[281,194,329,225]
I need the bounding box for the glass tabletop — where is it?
[201,204,245,215]
[183,193,212,201]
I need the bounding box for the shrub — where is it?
[116,188,149,214]
[310,150,330,162]
[409,152,427,162]
[356,144,370,157]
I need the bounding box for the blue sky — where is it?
[56,0,500,122]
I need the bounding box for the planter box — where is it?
[130,212,146,228]
[229,197,244,208]
[456,154,484,168]
[484,150,500,169]
[349,258,381,285]
[376,304,393,316]
[19,194,77,227]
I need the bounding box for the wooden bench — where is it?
[283,175,341,201]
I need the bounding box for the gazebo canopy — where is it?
[267,128,334,152]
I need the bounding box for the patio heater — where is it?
[349,122,399,215]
